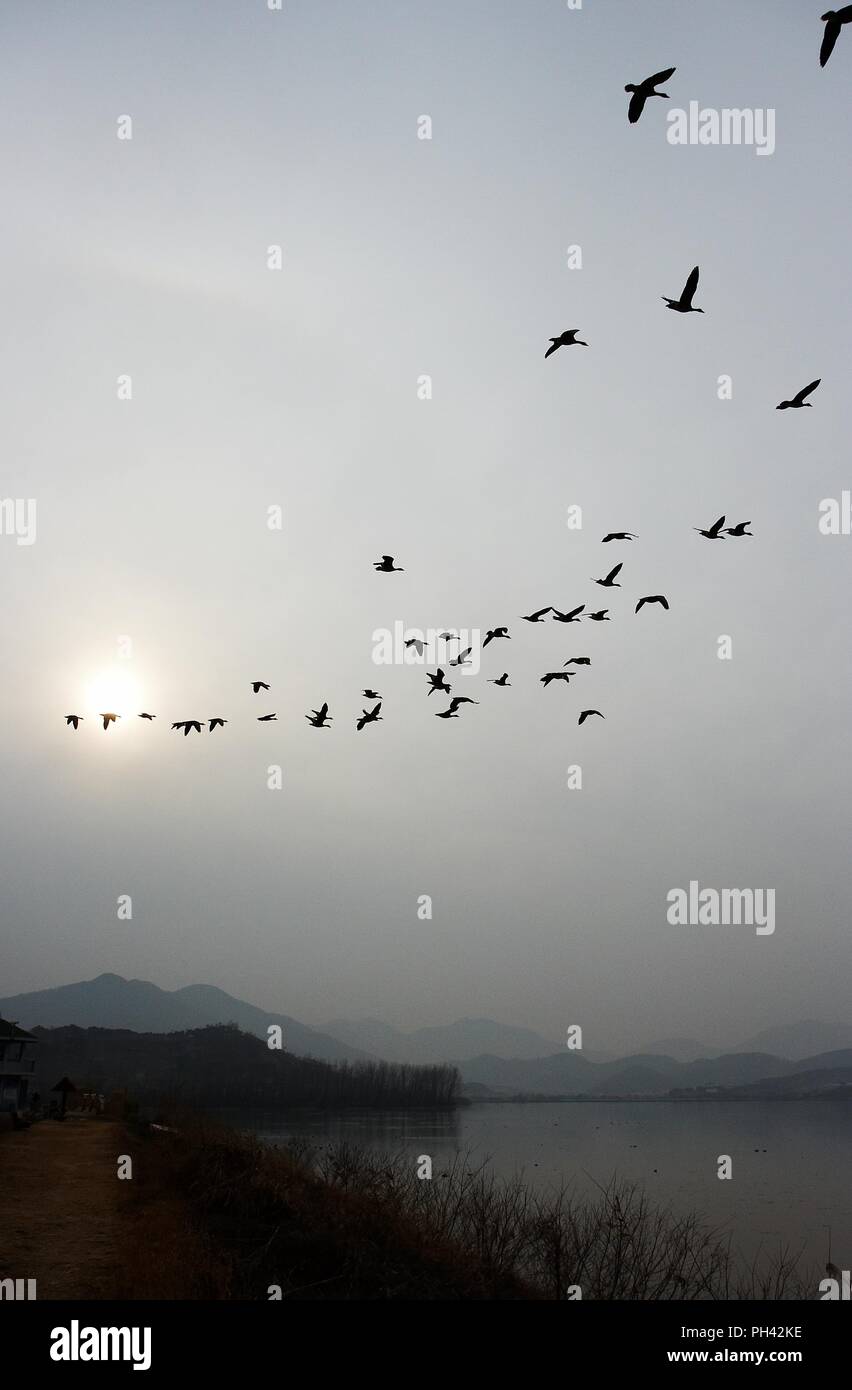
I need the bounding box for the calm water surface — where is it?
[222,1099,852,1272]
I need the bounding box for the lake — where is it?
[222,1099,852,1275]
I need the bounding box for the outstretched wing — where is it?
[628,90,647,124]
[647,66,676,86]
[682,265,700,304]
[606,563,623,582]
[821,17,841,67]
[711,514,725,533]
[795,378,821,404]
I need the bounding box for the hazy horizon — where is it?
[2,1,850,1058]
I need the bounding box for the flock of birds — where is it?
[66,519,754,737]
[63,21,840,743]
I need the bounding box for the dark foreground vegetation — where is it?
[119,1116,812,1299]
[32,1023,459,1109]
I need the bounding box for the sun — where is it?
[84,666,144,717]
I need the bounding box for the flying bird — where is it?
[251,681,269,693]
[521,607,553,623]
[662,265,703,314]
[551,605,585,624]
[820,7,852,66]
[362,689,381,699]
[208,718,228,731]
[541,671,574,687]
[545,329,588,357]
[586,610,611,622]
[489,673,511,687]
[404,637,427,656]
[483,626,510,647]
[724,522,752,537]
[635,595,669,613]
[563,657,591,667]
[777,379,820,410]
[426,669,452,696]
[694,514,726,540]
[434,707,460,719]
[625,66,676,123]
[65,715,83,730]
[99,713,119,730]
[306,704,332,728]
[578,709,605,725]
[602,532,636,543]
[257,713,278,722]
[356,702,382,731]
[138,712,156,720]
[448,696,478,710]
[438,632,460,643]
[374,554,404,572]
[172,720,202,736]
[594,562,623,588]
[449,647,473,667]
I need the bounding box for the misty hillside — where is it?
[31,1024,459,1110]
[0,974,369,1064]
[459,1048,852,1097]
[322,1015,563,1063]
[732,1020,852,1060]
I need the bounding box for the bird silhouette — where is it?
[362,689,381,699]
[404,637,427,656]
[724,522,753,537]
[602,532,636,543]
[438,632,460,643]
[820,7,852,66]
[586,609,611,622]
[635,595,669,613]
[483,626,510,647]
[356,702,382,731]
[374,554,404,572]
[208,718,228,731]
[251,681,269,693]
[434,707,460,719]
[306,704,332,728]
[594,562,623,588]
[426,669,452,696]
[541,671,573,687]
[172,720,202,736]
[564,657,591,666]
[777,379,820,410]
[663,265,703,313]
[65,715,83,730]
[545,329,589,357]
[489,673,511,686]
[138,712,156,720]
[694,514,726,539]
[625,67,675,123]
[579,709,605,725]
[551,604,585,624]
[448,696,478,711]
[99,713,119,730]
[257,713,278,722]
[521,606,553,623]
[449,647,473,667]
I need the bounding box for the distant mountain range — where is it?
[1,975,850,1098]
[322,1016,564,1064]
[0,974,368,1064]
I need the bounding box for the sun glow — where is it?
[84,667,144,718]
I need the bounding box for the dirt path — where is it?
[0,1118,127,1299]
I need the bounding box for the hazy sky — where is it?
[1,0,850,1054]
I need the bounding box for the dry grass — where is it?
[119,1117,812,1300]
